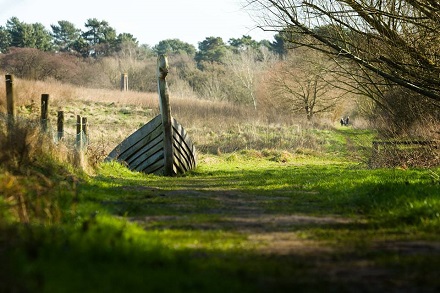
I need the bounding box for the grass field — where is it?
[1,78,440,292]
[2,132,440,292]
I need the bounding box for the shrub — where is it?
[0,47,81,82]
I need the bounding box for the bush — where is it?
[0,47,82,82]
[366,88,440,168]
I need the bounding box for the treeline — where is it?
[0,17,284,59]
[3,14,437,133]
[0,17,291,108]
[0,17,365,125]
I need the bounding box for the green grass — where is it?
[91,152,439,228]
[2,128,440,292]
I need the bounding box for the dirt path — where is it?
[121,186,440,291]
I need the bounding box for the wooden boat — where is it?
[106,55,197,176]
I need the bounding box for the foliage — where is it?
[1,17,142,58]
[195,36,229,68]
[5,17,53,51]
[82,18,117,57]
[0,26,12,53]
[153,38,196,56]
[1,19,283,110]
[229,35,260,52]
[246,0,440,104]
[51,20,82,52]
[224,47,276,110]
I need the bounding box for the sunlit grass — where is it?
[1,77,440,292]
[2,137,440,292]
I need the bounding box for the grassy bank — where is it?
[1,78,439,292]
[2,145,440,292]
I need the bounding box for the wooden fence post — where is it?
[74,115,84,167]
[81,116,88,146]
[5,74,16,132]
[76,115,83,149]
[120,73,128,91]
[157,55,174,176]
[57,111,64,141]
[41,94,49,132]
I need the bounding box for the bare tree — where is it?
[269,48,345,120]
[225,46,277,110]
[245,0,440,103]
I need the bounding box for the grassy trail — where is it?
[3,128,440,292]
[77,139,440,291]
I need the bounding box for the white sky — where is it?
[0,0,273,47]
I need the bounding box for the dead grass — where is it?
[2,76,311,157]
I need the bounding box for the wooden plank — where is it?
[112,115,162,160]
[135,150,163,172]
[172,118,196,161]
[173,159,185,174]
[172,119,197,168]
[173,143,188,172]
[57,111,64,140]
[129,135,164,168]
[173,142,195,172]
[139,152,165,174]
[173,146,190,173]
[172,130,195,172]
[174,120,197,164]
[120,124,163,162]
[126,132,163,165]
[173,136,196,169]
[107,115,162,160]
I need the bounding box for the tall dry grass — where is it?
[1,75,362,160]
[0,116,77,225]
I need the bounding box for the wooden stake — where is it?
[5,74,15,132]
[157,55,174,176]
[81,116,88,145]
[74,115,84,168]
[120,73,128,91]
[57,111,64,141]
[41,94,49,132]
[76,115,83,149]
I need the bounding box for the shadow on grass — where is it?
[88,162,440,228]
[3,218,440,293]
[4,160,439,292]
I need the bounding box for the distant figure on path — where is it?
[340,116,350,126]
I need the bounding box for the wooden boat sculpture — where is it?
[106,55,197,176]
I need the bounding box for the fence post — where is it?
[120,73,128,91]
[57,111,64,141]
[5,74,16,132]
[81,116,88,146]
[76,115,83,149]
[41,94,49,132]
[74,115,84,167]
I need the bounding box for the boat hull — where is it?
[106,114,197,175]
